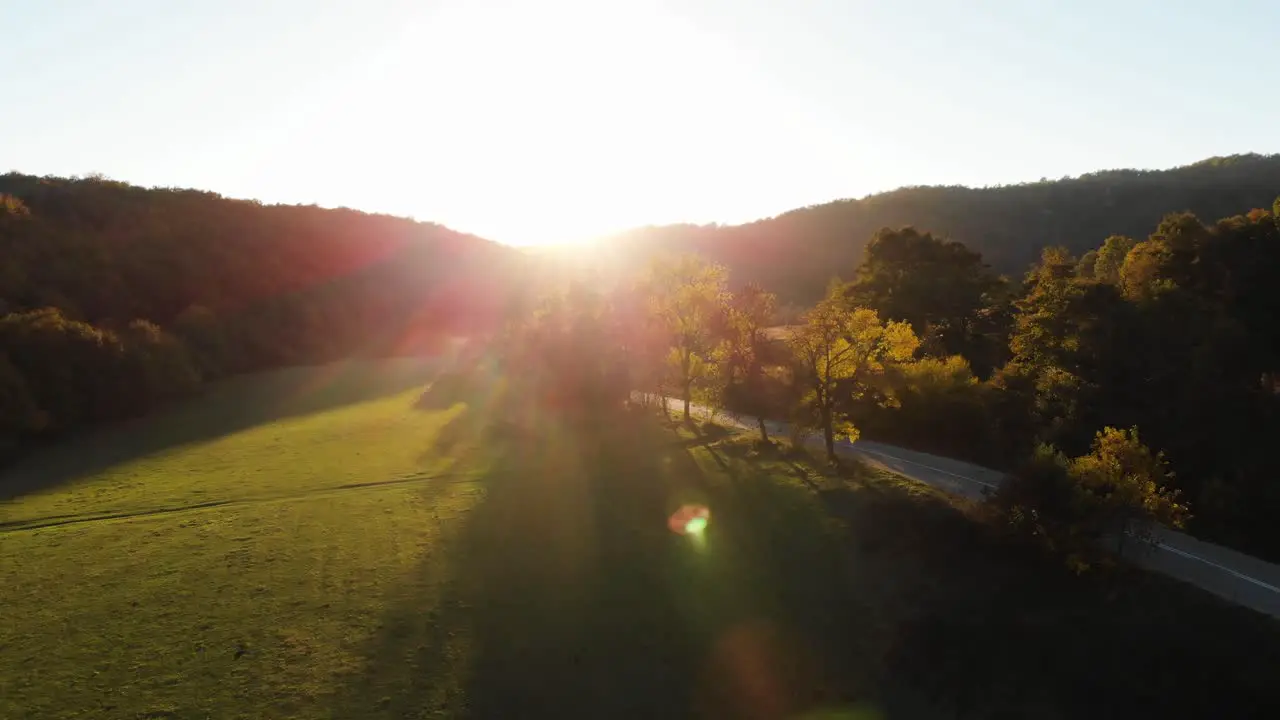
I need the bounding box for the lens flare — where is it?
[669,504,711,537]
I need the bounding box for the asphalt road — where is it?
[654,395,1280,620]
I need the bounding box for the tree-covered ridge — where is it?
[610,153,1280,302]
[0,172,513,326]
[0,173,522,457]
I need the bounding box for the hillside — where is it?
[0,173,521,340]
[609,153,1280,302]
[0,173,526,456]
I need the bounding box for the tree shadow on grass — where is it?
[412,362,503,412]
[0,357,440,502]
[326,412,1280,720]
[329,409,701,718]
[327,410,895,719]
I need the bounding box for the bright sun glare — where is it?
[361,0,850,247]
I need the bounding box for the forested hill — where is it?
[609,153,1280,302]
[0,173,523,457]
[0,172,519,347]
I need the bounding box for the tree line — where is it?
[504,195,1280,566]
[0,173,519,460]
[609,153,1280,304]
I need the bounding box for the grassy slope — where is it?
[3,362,1280,719]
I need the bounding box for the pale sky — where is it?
[3,0,1277,246]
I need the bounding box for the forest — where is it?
[0,172,522,459]
[2,162,1279,563]
[609,153,1280,304]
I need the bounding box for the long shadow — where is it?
[0,357,441,502]
[461,414,704,718]
[327,407,699,717]
[328,408,897,719]
[325,410,1280,719]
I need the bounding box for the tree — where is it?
[1075,249,1099,279]
[0,308,128,429]
[172,304,229,378]
[864,355,997,464]
[119,319,202,411]
[1070,427,1189,552]
[610,280,669,410]
[789,290,918,463]
[847,227,1004,374]
[717,282,779,442]
[1090,235,1136,285]
[0,354,42,459]
[1120,213,1206,300]
[505,280,629,421]
[608,154,1280,306]
[994,427,1188,571]
[1007,247,1137,452]
[646,255,729,421]
[0,193,29,221]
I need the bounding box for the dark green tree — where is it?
[847,227,1005,376]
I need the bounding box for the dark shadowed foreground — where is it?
[327,391,1280,719]
[4,366,1280,719]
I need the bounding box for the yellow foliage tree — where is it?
[790,292,918,462]
[645,255,729,421]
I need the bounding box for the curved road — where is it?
[656,396,1280,620]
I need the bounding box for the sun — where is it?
[363,0,751,248]
[345,0,849,249]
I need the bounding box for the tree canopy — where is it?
[846,226,1006,375]
[0,172,522,459]
[610,153,1280,303]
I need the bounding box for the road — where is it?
[654,395,1280,620]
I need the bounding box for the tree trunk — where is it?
[757,416,769,443]
[821,406,836,463]
[681,351,693,422]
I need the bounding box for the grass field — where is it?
[3,359,1280,719]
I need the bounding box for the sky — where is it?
[3,0,1277,246]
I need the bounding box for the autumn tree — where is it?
[1070,426,1189,552]
[789,289,918,463]
[995,427,1188,570]
[1089,235,1136,285]
[863,355,998,464]
[717,282,779,442]
[1006,246,1138,452]
[610,280,669,410]
[0,308,128,429]
[505,280,629,421]
[646,255,729,421]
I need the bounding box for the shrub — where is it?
[993,427,1188,572]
